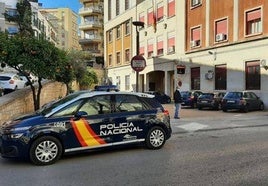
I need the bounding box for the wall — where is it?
[0,81,67,125]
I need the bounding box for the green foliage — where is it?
[79,70,98,89]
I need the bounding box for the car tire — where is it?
[145,126,166,150]
[198,106,202,110]
[29,136,62,166]
[243,105,249,113]
[167,98,171,104]
[222,108,227,112]
[259,103,264,111]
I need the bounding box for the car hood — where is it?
[2,113,44,129]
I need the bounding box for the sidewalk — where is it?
[162,104,268,134]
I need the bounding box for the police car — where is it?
[0,91,172,165]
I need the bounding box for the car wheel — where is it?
[198,106,202,110]
[259,103,264,111]
[167,98,171,103]
[29,136,62,166]
[145,126,166,149]
[243,105,249,113]
[222,108,227,112]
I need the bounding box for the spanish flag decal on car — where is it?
[71,118,106,147]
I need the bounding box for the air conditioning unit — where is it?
[216,33,226,42]
[190,40,198,47]
[192,0,201,6]
[168,46,175,53]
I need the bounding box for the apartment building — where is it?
[106,0,268,106]
[39,8,81,50]
[79,0,104,62]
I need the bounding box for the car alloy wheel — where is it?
[146,126,166,149]
[30,136,62,165]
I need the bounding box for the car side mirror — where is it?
[74,111,88,120]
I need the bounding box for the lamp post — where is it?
[132,21,144,92]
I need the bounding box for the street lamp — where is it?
[132,21,144,92]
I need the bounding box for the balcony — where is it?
[79,6,103,15]
[79,20,103,30]
[79,35,102,44]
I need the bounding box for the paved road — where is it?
[162,104,268,134]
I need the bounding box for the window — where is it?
[53,100,84,117]
[191,67,200,90]
[215,64,227,90]
[139,12,145,23]
[191,0,202,7]
[116,76,121,90]
[116,26,121,39]
[125,0,129,10]
[116,52,121,64]
[125,21,130,35]
[108,54,112,66]
[215,18,227,42]
[108,0,112,20]
[157,2,164,22]
[168,0,175,17]
[245,8,262,35]
[116,0,120,16]
[147,38,154,58]
[246,61,260,90]
[139,46,145,56]
[167,32,175,53]
[108,30,112,42]
[125,49,130,62]
[157,36,163,56]
[190,26,201,48]
[125,75,130,91]
[147,7,154,26]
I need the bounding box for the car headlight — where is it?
[10,133,24,139]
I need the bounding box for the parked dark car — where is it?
[181,91,203,108]
[197,92,226,110]
[145,91,171,104]
[221,91,264,112]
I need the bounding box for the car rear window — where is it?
[199,93,213,99]
[0,76,11,81]
[142,97,164,110]
[225,92,242,99]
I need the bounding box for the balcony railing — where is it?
[79,21,102,29]
[79,6,103,15]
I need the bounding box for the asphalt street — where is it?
[162,104,268,134]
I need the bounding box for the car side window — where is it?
[79,99,99,116]
[115,95,144,112]
[249,92,257,99]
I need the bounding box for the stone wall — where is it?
[0,81,67,125]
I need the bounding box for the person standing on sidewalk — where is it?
[174,87,182,119]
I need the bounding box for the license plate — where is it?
[201,101,208,103]
[227,100,235,103]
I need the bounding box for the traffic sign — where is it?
[131,55,146,72]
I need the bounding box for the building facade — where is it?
[39,8,81,50]
[79,0,104,62]
[104,0,268,107]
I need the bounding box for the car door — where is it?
[108,94,148,145]
[73,95,114,147]
[248,92,259,110]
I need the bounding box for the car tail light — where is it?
[9,79,14,84]
[163,109,170,116]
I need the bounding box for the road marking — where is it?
[177,122,208,132]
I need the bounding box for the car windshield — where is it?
[225,92,242,99]
[37,92,85,115]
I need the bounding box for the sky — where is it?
[39,0,81,13]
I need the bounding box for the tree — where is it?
[0,33,68,110]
